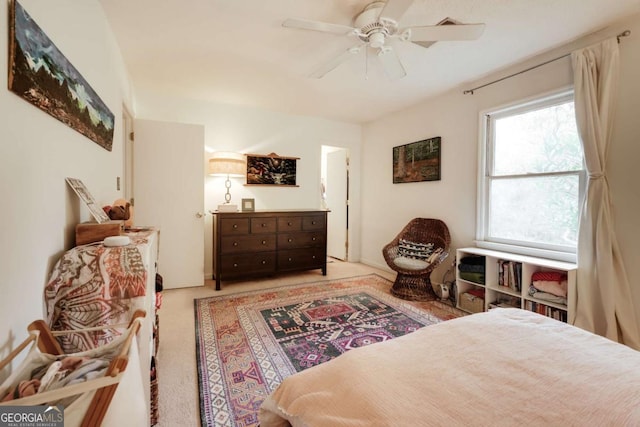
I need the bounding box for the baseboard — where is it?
[359,258,392,273]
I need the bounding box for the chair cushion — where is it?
[393,256,430,270]
[398,239,434,260]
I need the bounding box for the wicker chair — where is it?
[382,218,451,301]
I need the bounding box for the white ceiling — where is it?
[99,0,640,123]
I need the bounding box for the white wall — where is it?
[361,13,640,314]
[0,0,133,368]
[133,90,362,278]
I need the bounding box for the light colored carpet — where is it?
[156,261,395,427]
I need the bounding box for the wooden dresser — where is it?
[212,209,328,290]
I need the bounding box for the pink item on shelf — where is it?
[531,271,567,282]
[532,280,568,297]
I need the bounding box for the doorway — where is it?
[122,106,134,201]
[321,146,349,261]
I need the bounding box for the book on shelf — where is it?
[525,300,567,322]
[497,260,522,292]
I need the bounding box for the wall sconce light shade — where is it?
[209,152,245,212]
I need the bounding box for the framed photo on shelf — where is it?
[65,177,110,223]
[241,198,255,212]
[392,136,441,183]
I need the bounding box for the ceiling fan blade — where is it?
[408,23,485,41]
[380,0,415,23]
[310,46,362,79]
[377,46,406,80]
[283,18,355,35]
[412,41,436,49]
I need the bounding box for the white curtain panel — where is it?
[571,38,640,349]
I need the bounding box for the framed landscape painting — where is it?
[393,137,441,183]
[246,153,298,186]
[8,0,115,151]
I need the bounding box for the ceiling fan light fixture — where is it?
[369,31,386,48]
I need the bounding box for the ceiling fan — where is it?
[282,0,485,80]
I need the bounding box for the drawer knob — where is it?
[312,237,316,241]
[312,221,316,225]
[262,240,266,245]
[288,257,292,261]
[287,221,292,226]
[233,224,238,229]
[312,255,316,259]
[288,238,293,242]
[262,260,266,265]
[233,242,239,246]
[233,263,238,267]
[261,223,266,227]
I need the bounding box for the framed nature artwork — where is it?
[246,153,299,186]
[8,0,115,151]
[393,136,441,183]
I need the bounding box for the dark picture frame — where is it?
[8,0,115,151]
[241,198,255,212]
[246,153,299,186]
[393,137,441,183]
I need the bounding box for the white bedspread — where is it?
[259,308,640,426]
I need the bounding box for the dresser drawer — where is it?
[278,232,325,249]
[251,217,277,233]
[221,252,277,277]
[221,235,276,253]
[302,215,325,231]
[220,218,249,235]
[278,216,302,231]
[278,248,325,271]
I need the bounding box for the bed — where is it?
[259,308,640,426]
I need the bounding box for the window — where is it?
[478,90,584,260]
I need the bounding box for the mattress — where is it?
[259,308,640,426]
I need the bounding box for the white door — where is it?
[122,107,134,200]
[133,119,205,289]
[326,149,348,260]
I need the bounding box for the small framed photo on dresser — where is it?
[241,198,255,212]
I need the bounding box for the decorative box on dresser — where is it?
[212,210,328,290]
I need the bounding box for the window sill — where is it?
[474,241,577,263]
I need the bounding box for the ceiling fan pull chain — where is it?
[365,46,369,80]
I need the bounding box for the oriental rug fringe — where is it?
[194,274,462,427]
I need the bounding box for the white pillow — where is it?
[393,256,429,270]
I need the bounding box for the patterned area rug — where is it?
[194,274,462,427]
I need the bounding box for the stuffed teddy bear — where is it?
[107,202,130,221]
[112,198,134,228]
[102,199,134,228]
